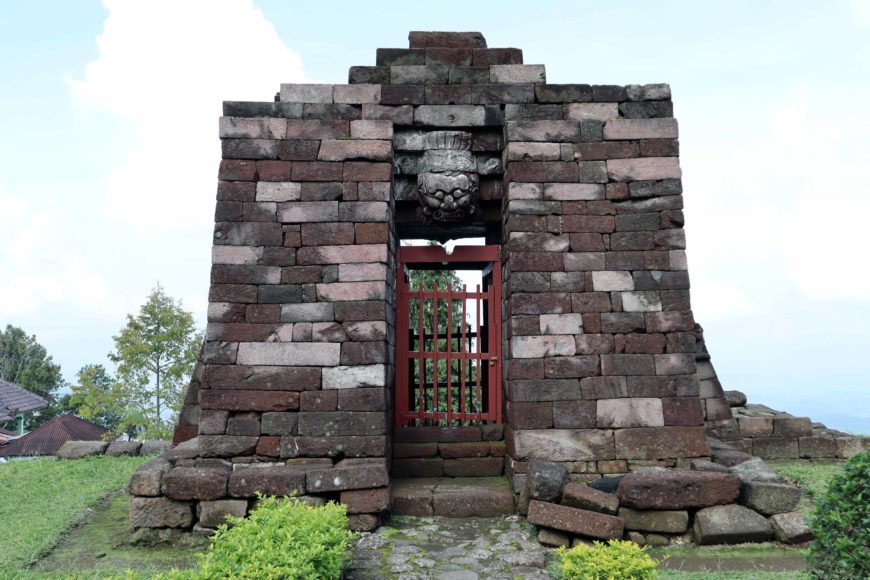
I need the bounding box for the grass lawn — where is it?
[0,455,148,578]
[767,459,845,500]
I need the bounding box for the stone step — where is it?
[391,477,515,517]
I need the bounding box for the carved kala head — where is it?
[417,131,479,225]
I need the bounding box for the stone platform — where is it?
[391,477,514,517]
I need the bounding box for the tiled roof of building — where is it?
[0,378,48,422]
[0,413,107,457]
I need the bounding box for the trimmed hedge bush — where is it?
[556,539,658,579]
[808,448,870,579]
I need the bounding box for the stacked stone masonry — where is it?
[132,31,861,539]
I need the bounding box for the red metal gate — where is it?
[395,245,502,427]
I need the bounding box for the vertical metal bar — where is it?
[446,285,453,424]
[491,255,503,424]
[475,283,482,421]
[460,284,467,421]
[432,283,439,424]
[417,283,424,422]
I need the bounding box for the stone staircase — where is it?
[391,477,514,517]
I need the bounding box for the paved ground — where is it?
[346,515,553,579]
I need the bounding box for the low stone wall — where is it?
[55,440,169,459]
[523,460,812,548]
[127,437,389,533]
[392,425,506,478]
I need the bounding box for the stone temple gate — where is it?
[129,30,740,533]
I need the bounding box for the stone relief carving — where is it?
[416,131,480,225]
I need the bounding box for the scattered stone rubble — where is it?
[55,439,169,459]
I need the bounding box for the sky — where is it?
[1,0,868,433]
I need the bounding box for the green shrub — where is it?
[153,495,353,580]
[556,539,659,579]
[807,448,870,579]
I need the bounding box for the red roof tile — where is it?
[0,414,108,457]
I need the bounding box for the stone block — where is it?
[507,120,581,142]
[443,457,504,477]
[538,528,571,547]
[222,139,277,160]
[511,429,615,462]
[740,481,801,515]
[773,417,813,438]
[228,466,306,497]
[693,504,774,545]
[510,335,576,358]
[654,353,696,375]
[603,118,678,140]
[662,397,704,426]
[527,459,569,502]
[56,441,108,459]
[626,84,671,101]
[322,365,385,389]
[539,313,583,335]
[236,342,340,366]
[414,104,485,126]
[199,390,299,412]
[617,470,740,510]
[278,201,339,223]
[130,497,193,529]
[298,411,385,437]
[316,281,386,301]
[507,402,553,429]
[565,103,619,122]
[198,435,258,457]
[162,467,228,501]
[614,427,710,460]
[318,140,391,161]
[280,84,333,103]
[592,85,627,101]
[770,511,813,544]
[490,64,545,84]
[197,499,248,528]
[337,388,386,412]
[306,465,388,493]
[798,436,839,458]
[591,271,633,291]
[106,441,142,457]
[561,482,619,515]
[341,487,390,514]
[752,438,799,460]
[507,142,561,161]
[527,500,624,540]
[129,459,171,496]
[508,161,578,182]
[542,183,604,201]
[619,101,673,119]
[601,354,655,376]
[334,84,381,104]
[508,378,582,402]
[621,291,663,312]
[553,400,597,429]
[597,398,664,428]
[738,416,773,438]
[607,157,682,182]
[619,507,689,533]
[219,117,286,139]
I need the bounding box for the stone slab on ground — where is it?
[561,482,619,514]
[770,511,814,544]
[391,477,514,517]
[617,469,740,509]
[740,481,801,515]
[56,441,109,459]
[693,504,774,545]
[527,500,624,540]
[618,507,689,533]
[346,515,551,579]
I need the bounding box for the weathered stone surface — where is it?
[297,411,385,437]
[56,440,108,459]
[197,499,248,528]
[617,470,740,509]
[603,119,678,140]
[614,427,710,460]
[597,398,664,428]
[527,500,624,540]
[724,390,747,407]
[561,482,619,515]
[228,466,306,497]
[306,465,389,492]
[106,441,142,457]
[129,458,171,496]
[798,436,839,458]
[490,64,545,84]
[527,459,569,502]
[510,335,576,358]
[322,365,385,389]
[130,497,193,529]
[773,417,813,438]
[607,157,682,182]
[693,504,774,545]
[341,488,390,514]
[770,511,813,544]
[198,435,258,457]
[752,438,799,460]
[619,507,688,533]
[511,429,614,461]
[443,457,503,477]
[433,480,514,517]
[236,342,340,366]
[729,458,780,483]
[140,440,170,456]
[162,468,228,501]
[740,481,801,515]
[538,527,571,547]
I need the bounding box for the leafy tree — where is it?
[68,364,128,436]
[109,285,202,439]
[0,324,66,429]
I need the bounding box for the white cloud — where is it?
[71,0,310,233]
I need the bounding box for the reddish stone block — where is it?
[341,488,390,514]
[662,397,704,426]
[614,426,710,460]
[256,436,281,457]
[380,85,425,105]
[646,311,695,332]
[392,443,438,458]
[394,426,482,443]
[506,359,545,380]
[162,467,228,501]
[200,390,300,412]
[527,500,624,540]
[439,442,492,459]
[426,47,473,66]
[343,162,392,181]
[409,31,487,48]
[561,482,619,514]
[291,162,343,181]
[285,120,349,140]
[256,160,292,181]
[218,159,257,181]
[300,223,355,246]
[217,181,256,201]
[507,401,553,429]
[617,469,740,509]
[300,390,337,412]
[509,252,563,272]
[553,400,596,429]
[472,48,523,65]
[392,458,444,477]
[277,139,320,160]
[228,466,306,497]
